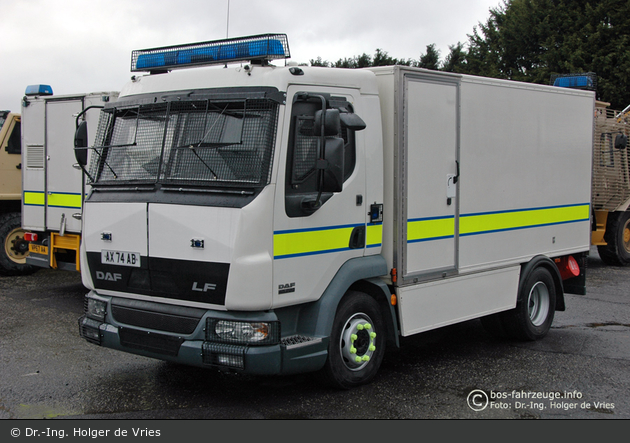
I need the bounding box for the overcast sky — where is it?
[1,0,501,111]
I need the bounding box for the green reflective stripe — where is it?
[47,193,82,209]
[274,223,383,259]
[23,191,45,206]
[274,225,356,259]
[366,224,383,248]
[460,204,590,236]
[407,204,590,243]
[408,216,455,243]
[22,191,82,208]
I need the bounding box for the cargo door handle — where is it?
[349,226,366,249]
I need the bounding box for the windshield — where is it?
[88,90,280,189]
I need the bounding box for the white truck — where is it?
[77,34,594,388]
[21,86,118,272]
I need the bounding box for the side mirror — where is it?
[339,112,366,131]
[615,133,628,150]
[74,121,88,166]
[319,137,345,193]
[314,108,341,136]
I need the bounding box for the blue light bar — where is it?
[554,76,593,88]
[131,34,290,72]
[24,84,53,96]
[551,72,597,91]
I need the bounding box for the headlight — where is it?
[87,297,107,321]
[207,319,280,345]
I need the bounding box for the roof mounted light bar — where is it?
[550,72,597,91]
[131,33,290,73]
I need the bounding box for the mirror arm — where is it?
[75,105,104,129]
[315,95,327,207]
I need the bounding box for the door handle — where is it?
[349,226,366,249]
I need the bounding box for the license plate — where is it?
[101,250,141,267]
[29,244,48,255]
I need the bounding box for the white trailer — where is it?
[21,87,118,272]
[77,34,593,388]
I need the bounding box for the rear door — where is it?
[45,98,85,234]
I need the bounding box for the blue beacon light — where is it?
[131,33,290,73]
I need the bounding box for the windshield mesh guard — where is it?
[88,96,279,189]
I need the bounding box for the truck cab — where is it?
[79,35,390,387]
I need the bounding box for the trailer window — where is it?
[89,91,279,189]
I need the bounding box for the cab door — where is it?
[272,87,368,307]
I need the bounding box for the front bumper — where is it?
[78,291,328,376]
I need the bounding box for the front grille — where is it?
[119,327,184,356]
[111,305,201,334]
[110,298,205,334]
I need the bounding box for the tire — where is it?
[502,266,556,341]
[0,212,38,276]
[598,211,630,266]
[318,292,386,389]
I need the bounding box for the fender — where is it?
[297,255,400,347]
[520,255,565,311]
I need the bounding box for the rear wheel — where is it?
[598,211,630,266]
[318,292,385,389]
[503,266,556,341]
[0,212,38,276]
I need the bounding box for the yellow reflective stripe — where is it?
[407,204,590,243]
[366,224,383,248]
[274,225,355,259]
[460,204,590,236]
[274,223,382,259]
[47,193,82,209]
[408,216,455,243]
[23,191,45,206]
[23,191,82,208]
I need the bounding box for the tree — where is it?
[309,56,330,67]
[418,44,441,70]
[442,42,467,73]
[464,0,630,108]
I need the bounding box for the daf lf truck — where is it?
[77,34,594,388]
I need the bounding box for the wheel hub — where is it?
[528,281,550,327]
[339,313,377,371]
[5,227,29,264]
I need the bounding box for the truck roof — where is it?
[119,64,380,99]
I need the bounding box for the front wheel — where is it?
[318,292,386,389]
[503,266,556,341]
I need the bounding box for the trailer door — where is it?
[45,98,85,234]
[400,74,460,282]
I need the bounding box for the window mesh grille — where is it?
[89,97,278,188]
[292,116,318,183]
